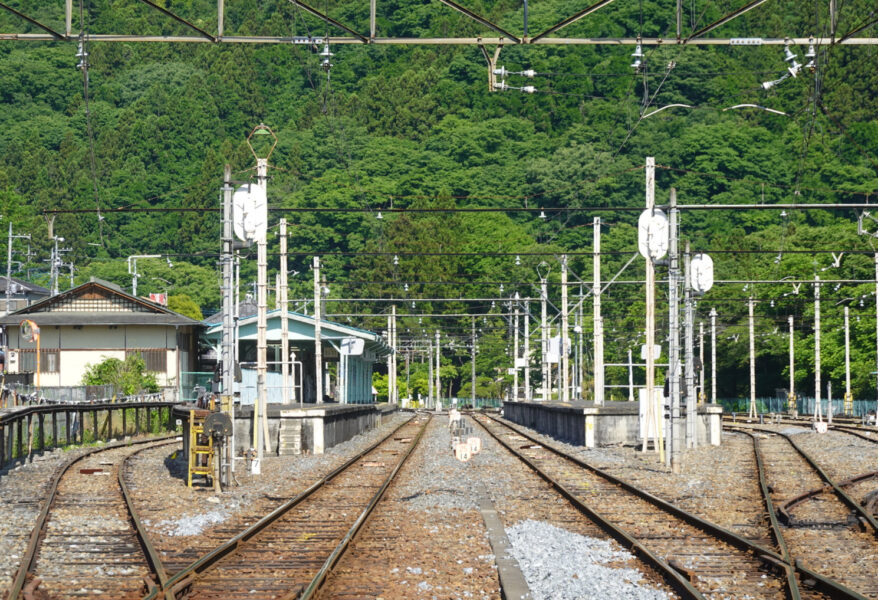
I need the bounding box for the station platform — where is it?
[502,401,722,448]
[175,402,398,457]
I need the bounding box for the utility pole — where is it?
[576,290,583,399]
[255,157,269,466]
[221,165,235,483]
[748,296,757,420]
[844,306,852,415]
[789,315,796,415]
[513,293,520,401]
[280,219,290,405]
[710,308,717,403]
[471,316,476,406]
[875,254,878,415]
[642,160,658,456]
[815,276,822,421]
[428,335,434,408]
[698,321,705,405]
[524,300,530,400]
[540,269,548,402]
[561,255,569,403]
[390,304,399,404]
[6,224,30,314]
[668,187,681,471]
[684,242,696,448]
[435,330,441,410]
[314,256,323,405]
[593,218,604,405]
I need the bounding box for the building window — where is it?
[19,349,60,373]
[126,349,167,373]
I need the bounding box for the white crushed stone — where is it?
[505,520,670,600]
[152,509,228,536]
[779,427,812,435]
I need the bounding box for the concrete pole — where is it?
[875,254,878,417]
[668,187,680,470]
[627,348,634,401]
[576,292,583,399]
[684,242,696,449]
[513,293,520,401]
[6,223,12,314]
[844,306,851,415]
[428,336,434,408]
[748,296,756,420]
[387,314,393,404]
[221,165,235,480]
[392,305,398,404]
[541,276,548,402]
[314,256,323,405]
[710,308,717,403]
[471,316,477,406]
[642,162,657,454]
[561,256,570,403]
[699,322,705,405]
[280,219,290,405]
[789,315,796,415]
[815,276,822,421]
[524,300,531,401]
[435,330,441,410]
[254,159,269,470]
[593,218,604,405]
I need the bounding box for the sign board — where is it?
[340,338,365,356]
[637,208,669,260]
[690,253,714,293]
[639,387,664,440]
[149,292,168,306]
[233,183,268,243]
[514,357,528,368]
[546,336,561,364]
[640,344,662,360]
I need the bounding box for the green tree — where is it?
[82,354,160,395]
[168,294,204,320]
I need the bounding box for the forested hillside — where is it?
[0,0,876,399]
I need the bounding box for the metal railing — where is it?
[0,400,178,472]
[718,396,877,417]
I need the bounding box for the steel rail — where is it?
[119,441,175,595]
[729,425,878,536]
[728,427,801,599]
[482,414,869,600]
[297,413,431,600]
[7,435,179,600]
[472,414,705,600]
[152,412,418,600]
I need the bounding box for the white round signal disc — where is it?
[690,253,714,293]
[638,209,669,260]
[233,184,255,243]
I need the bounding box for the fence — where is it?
[1,383,116,406]
[718,397,878,417]
[0,401,177,472]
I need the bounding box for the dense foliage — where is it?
[2,0,876,400]
[81,354,160,395]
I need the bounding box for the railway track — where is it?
[728,425,878,598]
[477,413,866,600]
[153,413,430,600]
[6,435,179,600]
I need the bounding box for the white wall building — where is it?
[0,278,201,388]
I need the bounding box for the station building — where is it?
[0,278,201,390]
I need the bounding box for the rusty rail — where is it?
[483,413,868,600]
[7,435,179,600]
[152,412,419,600]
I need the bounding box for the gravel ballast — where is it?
[506,520,670,600]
